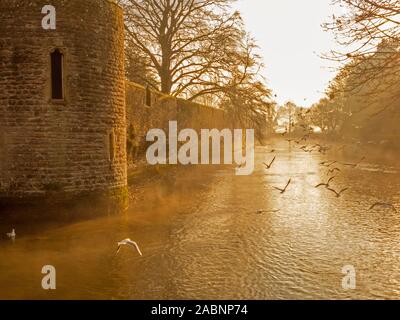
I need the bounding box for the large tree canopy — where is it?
[119,0,259,97]
[118,0,274,138]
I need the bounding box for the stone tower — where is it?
[0,0,127,203]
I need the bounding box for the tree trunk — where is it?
[160,37,172,94]
[160,68,172,94]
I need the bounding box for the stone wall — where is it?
[125,82,232,167]
[177,99,231,131]
[0,0,127,202]
[125,81,177,163]
[0,0,240,204]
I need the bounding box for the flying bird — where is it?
[256,209,280,214]
[369,202,397,213]
[300,145,313,153]
[301,147,313,153]
[327,187,349,198]
[301,134,310,142]
[343,156,366,168]
[274,179,292,194]
[6,229,16,239]
[236,161,246,169]
[264,156,276,169]
[117,239,143,256]
[327,161,338,167]
[321,160,337,168]
[315,176,336,189]
[328,167,341,174]
[343,162,357,168]
[318,146,330,154]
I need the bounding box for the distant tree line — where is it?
[307,0,399,145]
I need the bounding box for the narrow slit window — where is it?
[51,49,64,100]
[145,86,152,106]
[109,131,115,162]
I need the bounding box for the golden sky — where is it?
[235,0,345,106]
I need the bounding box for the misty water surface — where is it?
[1,139,400,299]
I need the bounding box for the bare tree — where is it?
[118,0,273,138]
[323,0,400,98]
[220,77,273,140]
[118,0,259,100]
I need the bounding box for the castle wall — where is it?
[125,81,177,163]
[125,82,232,167]
[176,99,231,132]
[0,0,127,201]
[0,0,240,204]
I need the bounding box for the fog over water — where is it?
[1,139,400,299]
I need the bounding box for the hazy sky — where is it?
[235,0,343,106]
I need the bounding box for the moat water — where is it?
[1,139,400,299]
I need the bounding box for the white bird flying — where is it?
[6,229,16,239]
[116,239,143,256]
